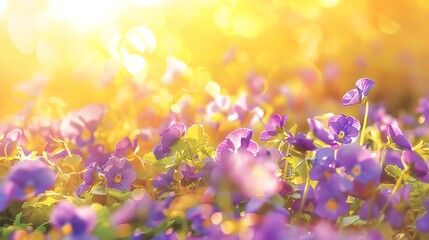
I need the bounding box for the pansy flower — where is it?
[154,122,186,160]
[0,128,23,157]
[216,128,259,161]
[6,160,57,201]
[287,132,317,152]
[307,118,337,146]
[75,162,102,196]
[180,164,205,186]
[153,168,176,189]
[83,144,110,167]
[416,97,429,124]
[115,136,138,158]
[259,114,288,142]
[402,150,429,183]
[387,124,412,149]
[342,78,376,106]
[328,114,360,144]
[314,182,350,221]
[103,156,136,191]
[310,148,336,181]
[417,198,429,232]
[50,201,96,239]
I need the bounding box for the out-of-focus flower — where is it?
[115,136,138,157]
[328,114,360,144]
[342,78,376,106]
[162,56,188,85]
[416,97,429,124]
[287,133,317,152]
[50,201,96,239]
[388,124,412,149]
[417,198,429,232]
[6,160,56,201]
[186,204,215,234]
[103,156,136,191]
[84,144,110,167]
[310,148,336,181]
[0,128,23,157]
[180,164,205,186]
[75,162,102,196]
[246,71,266,96]
[154,122,186,159]
[60,104,106,147]
[259,114,288,142]
[111,192,154,226]
[153,168,176,189]
[251,212,289,240]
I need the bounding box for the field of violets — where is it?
[2,0,429,239]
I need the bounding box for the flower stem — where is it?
[283,143,291,181]
[360,99,370,146]
[299,159,311,213]
[379,143,388,167]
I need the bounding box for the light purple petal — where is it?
[342,88,360,106]
[355,78,375,98]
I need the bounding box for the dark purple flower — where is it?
[287,133,317,152]
[328,114,360,144]
[388,124,412,149]
[252,212,288,240]
[180,164,205,186]
[384,184,412,229]
[154,122,186,159]
[416,97,429,124]
[50,201,96,238]
[259,114,288,142]
[417,198,429,232]
[153,168,176,188]
[186,204,215,234]
[310,148,336,181]
[84,144,110,167]
[342,78,376,106]
[60,104,106,147]
[75,162,102,196]
[115,136,138,157]
[314,184,349,221]
[103,156,136,191]
[402,150,429,183]
[0,184,12,211]
[307,118,337,146]
[7,160,57,201]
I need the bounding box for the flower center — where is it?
[326,199,338,211]
[338,130,345,140]
[81,127,92,141]
[24,185,35,197]
[114,174,122,183]
[61,222,73,236]
[352,165,361,176]
[323,170,332,179]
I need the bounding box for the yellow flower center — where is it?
[61,222,73,236]
[115,174,122,183]
[338,130,345,140]
[352,165,361,176]
[326,199,338,211]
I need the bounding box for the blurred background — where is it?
[1,0,429,128]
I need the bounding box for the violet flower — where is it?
[216,128,259,161]
[387,124,412,149]
[0,128,23,157]
[83,144,110,167]
[307,118,337,146]
[416,97,429,124]
[154,122,186,159]
[153,168,176,189]
[287,133,317,152]
[259,114,288,142]
[115,136,138,157]
[310,148,337,181]
[180,164,205,186]
[111,192,154,226]
[402,150,429,183]
[75,162,102,196]
[342,78,376,106]
[314,182,350,221]
[6,160,57,201]
[417,198,429,232]
[328,114,360,144]
[103,156,136,191]
[50,201,96,238]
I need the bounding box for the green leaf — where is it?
[13,212,22,225]
[385,164,402,179]
[170,139,187,152]
[142,152,157,164]
[106,188,132,202]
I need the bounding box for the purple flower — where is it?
[287,133,317,152]
[328,114,360,144]
[186,204,215,234]
[75,162,102,196]
[6,160,57,201]
[216,128,259,161]
[387,124,412,149]
[310,148,336,181]
[342,78,376,106]
[154,122,186,159]
[314,183,349,221]
[307,118,337,146]
[0,128,23,157]
[417,97,429,124]
[115,136,138,157]
[417,198,429,232]
[50,201,96,238]
[153,168,176,189]
[83,144,110,167]
[60,104,106,147]
[111,192,154,226]
[259,114,288,142]
[103,156,136,191]
[402,150,429,183]
[180,164,205,186]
